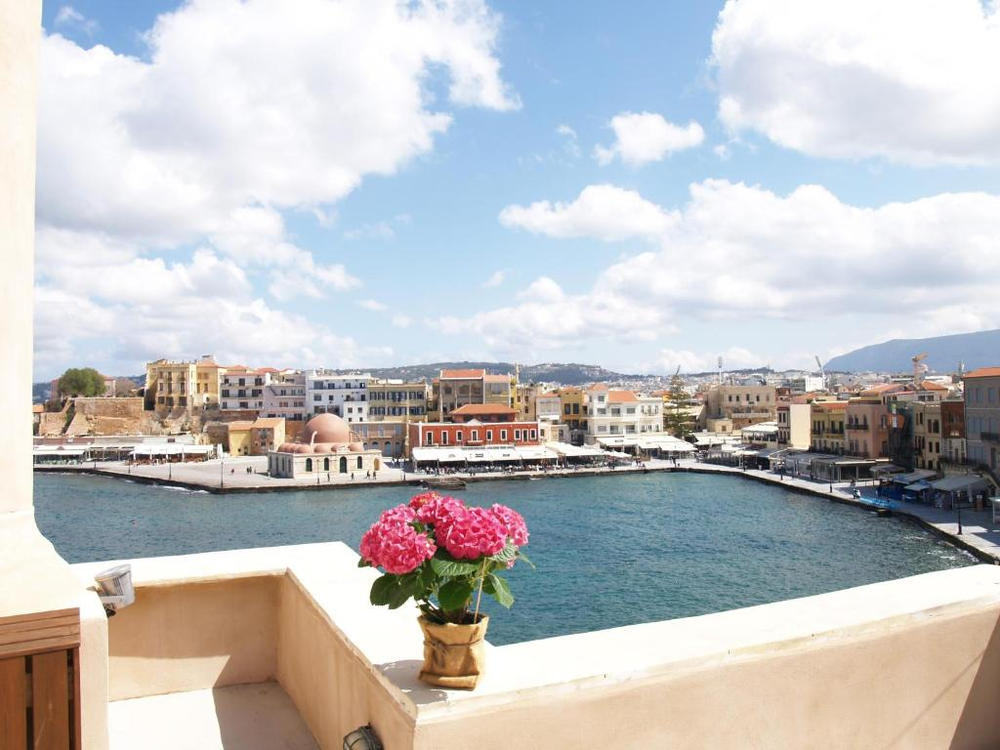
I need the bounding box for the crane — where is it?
[814,355,826,390]
[912,353,929,384]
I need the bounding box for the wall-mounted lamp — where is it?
[94,563,135,616]
[344,724,382,750]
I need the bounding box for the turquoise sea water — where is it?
[34,471,974,646]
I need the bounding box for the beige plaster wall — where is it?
[416,603,1000,750]
[106,578,279,700]
[277,574,415,750]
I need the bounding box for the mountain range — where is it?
[825,329,1000,373]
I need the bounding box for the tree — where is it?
[663,373,691,438]
[57,367,106,398]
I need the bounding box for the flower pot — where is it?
[417,614,489,690]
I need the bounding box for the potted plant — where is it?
[358,492,531,689]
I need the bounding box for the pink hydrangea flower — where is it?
[490,504,529,547]
[414,495,466,527]
[436,505,507,560]
[408,491,443,511]
[360,503,434,574]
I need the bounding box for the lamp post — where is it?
[220,459,224,489]
[957,496,963,535]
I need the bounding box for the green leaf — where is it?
[369,574,397,606]
[430,555,480,578]
[490,540,517,565]
[437,579,474,612]
[484,573,514,608]
[357,556,371,568]
[515,550,535,569]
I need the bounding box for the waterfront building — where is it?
[557,386,589,438]
[911,401,943,472]
[220,366,274,412]
[514,381,538,421]
[777,397,812,449]
[351,420,407,458]
[268,413,381,478]
[448,403,518,423]
[430,368,513,421]
[306,370,371,422]
[810,400,847,454]
[844,393,891,459]
[941,398,967,466]
[535,391,562,421]
[964,367,1000,475]
[368,379,429,421]
[701,384,777,430]
[742,421,779,449]
[407,419,540,455]
[260,369,307,424]
[584,386,663,446]
[145,355,226,412]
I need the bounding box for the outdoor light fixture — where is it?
[94,563,135,616]
[343,725,382,750]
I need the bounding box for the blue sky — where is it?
[34,0,1000,379]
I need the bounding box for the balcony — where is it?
[60,544,1000,750]
[981,432,1000,443]
[846,422,870,431]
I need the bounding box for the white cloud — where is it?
[359,299,388,312]
[498,184,676,241]
[343,221,396,241]
[594,112,704,167]
[712,0,1000,165]
[391,314,413,328]
[451,179,1000,355]
[34,0,515,375]
[482,269,507,287]
[54,6,98,35]
[556,124,580,158]
[713,144,731,161]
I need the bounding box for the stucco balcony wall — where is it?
[73,545,1000,750]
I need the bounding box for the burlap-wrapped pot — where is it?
[418,615,489,690]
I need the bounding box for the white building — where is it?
[261,370,307,423]
[306,370,371,423]
[220,367,273,412]
[535,391,562,421]
[788,375,825,393]
[585,386,663,445]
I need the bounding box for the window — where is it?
[514,430,521,441]
[471,430,479,441]
[486,430,493,441]
[305,458,313,472]
[323,457,329,471]
[500,429,507,441]
[456,431,463,442]
[357,456,363,469]
[530,429,537,439]
[426,432,434,445]
[340,457,348,473]
[441,432,448,445]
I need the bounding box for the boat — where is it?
[424,477,467,490]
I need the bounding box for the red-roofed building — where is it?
[407,419,540,456]
[431,368,513,420]
[221,366,275,413]
[448,404,517,423]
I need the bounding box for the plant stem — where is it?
[472,559,487,623]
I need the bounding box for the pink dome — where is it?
[348,442,364,452]
[301,413,351,445]
[313,442,335,454]
[277,443,295,452]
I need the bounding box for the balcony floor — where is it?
[109,682,318,750]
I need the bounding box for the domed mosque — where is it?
[268,413,382,479]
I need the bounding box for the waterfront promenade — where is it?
[36,455,1000,563]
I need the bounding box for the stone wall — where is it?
[73,397,144,419]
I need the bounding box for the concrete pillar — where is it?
[0,4,110,746]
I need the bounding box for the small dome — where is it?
[348,442,363,452]
[313,442,335,454]
[277,443,294,452]
[301,413,351,445]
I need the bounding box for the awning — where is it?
[33,447,87,456]
[596,436,639,448]
[893,469,936,484]
[929,475,990,493]
[903,481,931,492]
[636,436,696,452]
[872,463,904,475]
[411,447,467,463]
[131,444,216,456]
[514,446,559,461]
[547,442,603,458]
[603,449,632,459]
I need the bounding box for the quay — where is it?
[36,455,1000,563]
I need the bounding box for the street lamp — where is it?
[957,497,963,535]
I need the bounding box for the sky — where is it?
[34,0,1000,379]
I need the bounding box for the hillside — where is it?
[825,329,1000,373]
[349,361,629,385]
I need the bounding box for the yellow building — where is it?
[557,387,588,433]
[810,400,847,454]
[145,355,226,412]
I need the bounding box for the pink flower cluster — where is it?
[361,494,530,570]
[359,505,435,575]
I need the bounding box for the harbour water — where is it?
[35,471,975,646]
